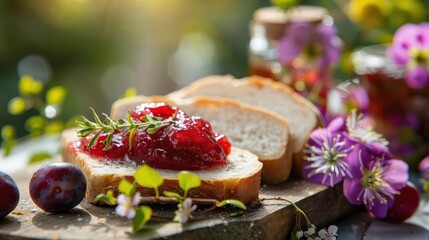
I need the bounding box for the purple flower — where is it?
[343,145,408,218]
[278,22,341,69]
[388,23,429,89]
[302,123,354,187]
[345,110,390,156]
[419,156,429,179]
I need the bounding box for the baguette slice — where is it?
[61,129,262,204]
[168,75,324,174]
[111,96,292,184]
[169,75,323,153]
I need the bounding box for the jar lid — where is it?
[253,6,328,40]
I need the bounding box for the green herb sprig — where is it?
[76,108,177,150]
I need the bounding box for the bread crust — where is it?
[61,129,262,205]
[110,95,292,184]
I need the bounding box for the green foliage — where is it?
[134,164,164,198]
[163,191,182,201]
[46,86,67,105]
[95,190,117,205]
[2,73,69,159]
[122,87,138,98]
[132,206,152,233]
[76,108,176,150]
[178,171,201,198]
[7,97,27,115]
[28,152,52,164]
[96,165,248,233]
[216,199,247,210]
[271,0,299,11]
[18,75,43,96]
[118,178,136,196]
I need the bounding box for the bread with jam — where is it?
[110,96,292,184]
[61,102,262,204]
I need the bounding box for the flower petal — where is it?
[406,66,429,89]
[382,159,409,190]
[115,205,127,217]
[327,116,346,133]
[328,225,338,234]
[366,194,391,218]
[343,178,364,205]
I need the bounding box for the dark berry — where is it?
[0,171,19,218]
[29,162,87,213]
[383,182,420,223]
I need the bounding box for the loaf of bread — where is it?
[111,96,292,184]
[61,129,262,204]
[168,75,323,173]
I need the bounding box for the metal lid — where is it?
[252,6,328,40]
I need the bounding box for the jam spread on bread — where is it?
[78,103,231,170]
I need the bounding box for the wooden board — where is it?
[0,161,356,240]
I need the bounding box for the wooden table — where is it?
[0,159,356,240]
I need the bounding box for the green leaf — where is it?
[178,171,201,197]
[29,152,52,164]
[134,165,164,197]
[95,190,117,205]
[163,191,182,201]
[132,206,152,233]
[118,178,136,196]
[216,199,247,210]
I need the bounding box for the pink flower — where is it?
[277,22,341,69]
[388,23,429,88]
[419,156,429,179]
[115,192,141,219]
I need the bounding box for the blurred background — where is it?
[1,0,428,143]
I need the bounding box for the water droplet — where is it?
[77,218,83,222]
[21,200,29,205]
[31,209,38,213]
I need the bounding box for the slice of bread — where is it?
[168,75,324,174]
[111,96,292,184]
[61,129,262,204]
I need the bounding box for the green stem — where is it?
[260,197,312,225]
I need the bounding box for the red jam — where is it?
[78,103,231,171]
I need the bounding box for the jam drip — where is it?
[78,103,231,171]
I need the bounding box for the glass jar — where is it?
[352,45,429,166]
[248,6,335,111]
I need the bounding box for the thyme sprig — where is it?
[76,107,177,150]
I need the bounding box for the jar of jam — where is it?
[352,45,429,166]
[248,6,337,111]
